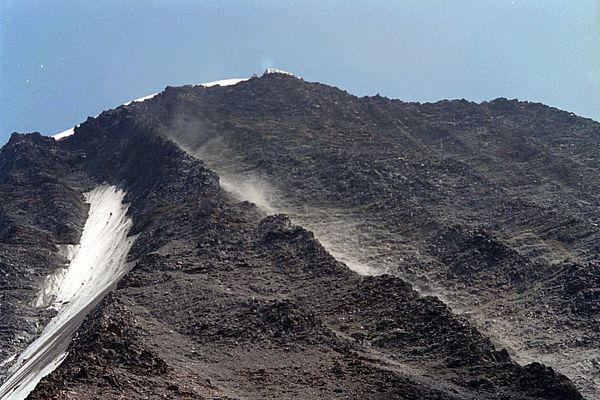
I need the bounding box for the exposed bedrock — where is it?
[0,72,594,398]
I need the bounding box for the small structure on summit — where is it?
[264,68,297,77]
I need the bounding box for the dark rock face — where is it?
[0,133,88,381]
[154,72,600,397]
[0,72,593,398]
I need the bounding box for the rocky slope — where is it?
[0,133,88,384]
[0,71,595,399]
[154,73,600,397]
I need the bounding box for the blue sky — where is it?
[1,1,599,145]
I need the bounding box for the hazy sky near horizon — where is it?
[1,0,599,145]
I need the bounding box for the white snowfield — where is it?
[0,186,135,400]
[51,77,249,141]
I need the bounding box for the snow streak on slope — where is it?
[0,186,135,400]
[51,77,248,140]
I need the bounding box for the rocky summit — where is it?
[0,71,598,399]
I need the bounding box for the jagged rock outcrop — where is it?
[0,72,596,398]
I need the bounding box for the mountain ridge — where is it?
[0,72,597,398]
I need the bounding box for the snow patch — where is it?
[34,245,79,308]
[122,93,159,106]
[51,126,77,141]
[198,78,249,88]
[0,186,135,400]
